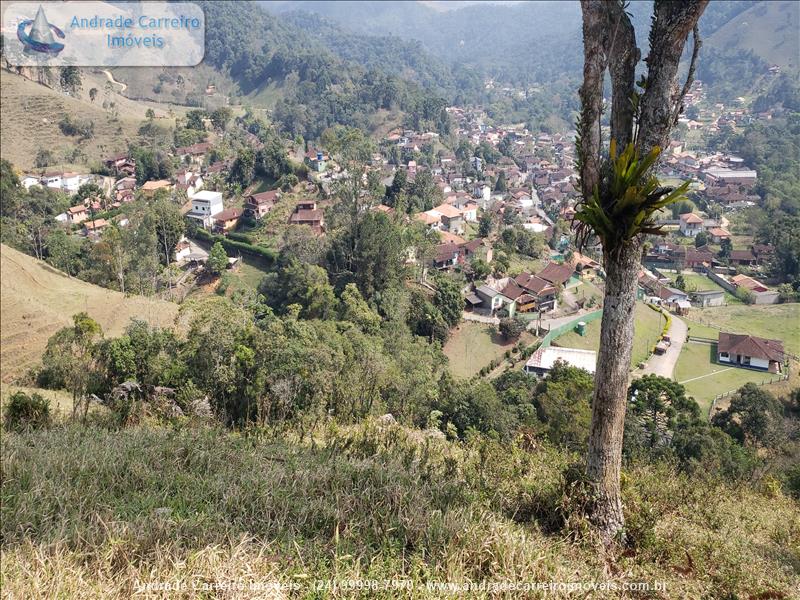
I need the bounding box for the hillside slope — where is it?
[0,245,178,381]
[0,69,181,171]
[707,1,800,70]
[1,422,797,598]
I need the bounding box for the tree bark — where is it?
[578,0,707,547]
[577,1,607,200]
[639,1,709,156]
[587,238,642,545]
[606,3,638,150]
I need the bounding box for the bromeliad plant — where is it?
[573,139,689,255]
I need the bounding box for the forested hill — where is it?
[197,0,460,139]
[279,10,483,98]
[263,1,793,90]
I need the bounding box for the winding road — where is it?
[101,69,127,92]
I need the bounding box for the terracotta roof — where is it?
[415,212,440,226]
[460,238,485,253]
[431,203,463,219]
[435,242,460,263]
[248,190,279,205]
[537,262,575,286]
[514,272,555,295]
[175,142,212,156]
[680,212,704,224]
[84,219,108,230]
[290,209,324,222]
[718,333,784,362]
[707,227,731,237]
[729,250,756,261]
[141,180,171,191]
[68,205,87,214]
[214,208,242,221]
[501,280,526,300]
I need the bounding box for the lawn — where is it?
[674,341,790,416]
[506,254,545,277]
[552,302,665,368]
[444,321,534,379]
[668,272,742,304]
[671,272,724,293]
[683,304,800,356]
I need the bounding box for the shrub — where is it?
[4,391,51,432]
[499,317,526,341]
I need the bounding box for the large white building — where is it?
[186,190,224,229]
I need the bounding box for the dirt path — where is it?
[101,69,127,92]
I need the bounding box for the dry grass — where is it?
[0,69,180,171]
[444,322,533,379]
[0,245,178,382]
[1,420,797,599]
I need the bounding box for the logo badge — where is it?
[17,5,65,56]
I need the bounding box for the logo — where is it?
[17,5,65,56]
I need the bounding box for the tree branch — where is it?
[638,0,709,158]
[671,24,702,128]
[606,2,639,150]
[577,0,609,203]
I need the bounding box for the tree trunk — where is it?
[587,239,642,545]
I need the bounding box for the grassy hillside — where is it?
[707,1,800,70]
[0,245,178,382]
[1,421,797,598]
[0,69,180,171]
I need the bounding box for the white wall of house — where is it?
[750,357,769,369]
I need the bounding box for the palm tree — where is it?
[574,0,707,546]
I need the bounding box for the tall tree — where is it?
[574,0,707,545]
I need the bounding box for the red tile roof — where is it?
[718,333,784,363]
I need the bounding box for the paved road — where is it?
[640,312,687,378]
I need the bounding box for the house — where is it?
[185,190,224,229]
[474,284,516,316]
[176,169,204,197]
[431,238,492,270]
[524,347,597,377]
[691,289,725,307]
[433,242,462,269]
[460,238,492,264]
[537,262,575,288]
[728,250,757,266]
[289,206,325,233]
[679,213,705,237]
[571,252,602,279]
[429,203,465,234]
[175,142,212,164]
[67,204,88,225]
[717,333,784,373]
[141,180,173,197]
[459,201,479,222]
[514,272,557,312]
[83,218,109,235]
[20,174,42,189]
[657,286,690,313]
[415,211,440,229]
[245,190,280,220]
[305,149,328,172]
[707,227,731,243]
[213,208,243,233]
[730,274,768,293]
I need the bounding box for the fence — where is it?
[708,372,791,418]
[539,309,603,349]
